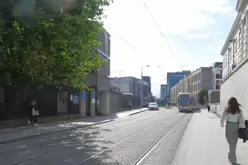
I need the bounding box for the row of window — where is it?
[192,73,201,82]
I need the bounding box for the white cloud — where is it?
[104,0,235,96]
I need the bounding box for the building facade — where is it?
[171,82,179,105]
[167,71,191,103]
[220,0,248,118]
[110,76,142,97]
[84,29,111,115]
[142,76,151,95]
[160,84,167,99]
[191,67,213,100]
[171,75,192,105]
[211,62,223,90]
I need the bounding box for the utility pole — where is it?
[140,65,149,109]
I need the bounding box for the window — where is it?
[233,38,237,53]
[216,74,222,79]
[198,73,201,81]
[216,80,222,85]
[238,28,241,48]
[216,85,220,90]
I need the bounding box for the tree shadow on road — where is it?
[0,124,123,165]
[0,114,120,144]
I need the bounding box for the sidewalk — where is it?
[172,109,248,165]
[0,108,147,144]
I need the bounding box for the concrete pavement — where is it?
[0,108,148,144]
[172,109,248,165]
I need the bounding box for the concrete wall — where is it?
[210,103,221,115]
[208,90,220,104]
[109,92,141,113]
[220,59,248,119]
[99,53,110,76]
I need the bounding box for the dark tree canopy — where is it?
[0,0,112,89]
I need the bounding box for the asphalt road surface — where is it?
[0,108,192,165]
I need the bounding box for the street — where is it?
[0,109,192,165]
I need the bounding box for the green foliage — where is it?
[198,89,208,105]
[0,0,112,89]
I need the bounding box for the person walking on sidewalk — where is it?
[220,97,245,165]
[28,100,39,126]
[207,104,210,113]
[128,100,132,110]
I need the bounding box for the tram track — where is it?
[135,113,192,165]
[79,113,192,165]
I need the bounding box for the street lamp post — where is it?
[140,65,149,109]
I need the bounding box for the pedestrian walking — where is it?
[28,100,39,126]
[128,100,132,110]
[207,104,210,113]
[220,97,246,165]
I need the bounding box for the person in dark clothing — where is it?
[207,104,210,112]
[28,100,39,126]
[128,101,132,110]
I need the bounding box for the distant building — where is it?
[211,62,223,90]
[171,75,191,105]
[167,71,191,103]
[142,76,151,94]
[110,76,141,96]
[171,67,213,105]
[160,84,167,99]
[190,67,213,100]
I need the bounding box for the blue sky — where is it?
[103,0,237,97]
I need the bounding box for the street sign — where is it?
[82,91,86,100]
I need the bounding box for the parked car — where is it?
[148,102,159,110]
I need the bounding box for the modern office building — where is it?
[160,84,167,99]
[142,76,151,94]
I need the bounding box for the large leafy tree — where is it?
[0,0,111,89]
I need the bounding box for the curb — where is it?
[0,119,114,144]
[129,109,148,116]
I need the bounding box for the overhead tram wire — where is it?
[104,25,136,50]
[142,0,173,53]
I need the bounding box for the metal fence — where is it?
[0,85,80,121]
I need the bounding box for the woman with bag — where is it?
[28,100,39,126]
[220,97,245,165]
